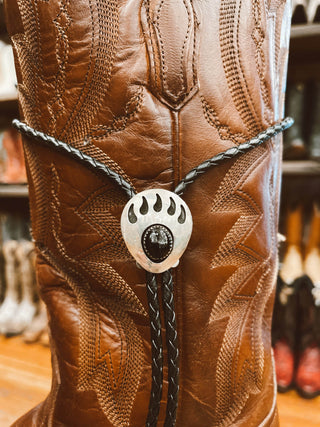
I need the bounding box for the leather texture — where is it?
[4,1,291,426]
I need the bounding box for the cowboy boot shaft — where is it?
[4,1,291,425]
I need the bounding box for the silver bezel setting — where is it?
[120,189,193,273]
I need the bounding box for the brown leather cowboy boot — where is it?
[4,1,292,425]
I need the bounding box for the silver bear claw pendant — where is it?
[121,189,193,273]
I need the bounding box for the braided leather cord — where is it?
[12,119,164,426]
[12,119,136,199]
[162,270,179,427]
[146,272,163,427]
[13,117,294,427]
[174,117,294,196]
[13,117,293,200]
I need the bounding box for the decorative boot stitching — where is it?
[219,0,261,135]
[11,31,41,130]
[14,121,136,199]
[14,1,121,144]
[201,96,248,145]
[141,0,199,110]
[23,142,50,245]
[47,0,71,135]
[258,353,278,426]
[59,0,120,143]
[14,117,292,426]
[251,0,274,125]
[210,147,275,426]
[37,164,145,426]
[35,325,61,427]
[87,87,144,141]
[73,140,133,186]
[12,0,52,130]
[75,185,130,261]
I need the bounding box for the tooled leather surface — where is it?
[141,0,199,110]
[4,0,291,426]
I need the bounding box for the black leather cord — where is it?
[13,116,294,427]
[146,272,163,427]
[161,118,293,427]
[174,117,294,196]
[162,270,179,427]
[12,119,136,199]
[13,117,293,201]
[12,119,163,427]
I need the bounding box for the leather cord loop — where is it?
[174,117,294,196]
[12,119,136,199]
[13,116,294,427]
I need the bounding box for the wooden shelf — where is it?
[0,94,18,103]
[282,160,320,175]
[0,184,29,197]
[291,24,320,38]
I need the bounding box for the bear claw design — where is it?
[121,189,193,273]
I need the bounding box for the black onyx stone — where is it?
[142,224,174,263]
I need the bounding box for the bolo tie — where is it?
[13,116,293,427]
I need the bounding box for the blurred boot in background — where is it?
[283,83,308,160]
[273,204,304,391]
[292,0,309,24]
[5,240,37,337]
[0,239,19,334]
[307,0,320,22]
[304,203,320,285]
[309,82,320,160]
[1,128,27,183]
[280,204,304,285]
[272,276,299,392]
[295,204,320,398]
[0,40,17,100]
[295,276,320,399]
[0,220,5,303]
[23,299,48,345]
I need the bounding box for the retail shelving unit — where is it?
[284,23,320,178]
[282,160,320,176]
[0,184,28,198]
[0,5,28,216]
[291,23,320,38]
[281,22,320,204]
